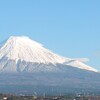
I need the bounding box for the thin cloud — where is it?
[75,58,89,62]
[93,51,100,57]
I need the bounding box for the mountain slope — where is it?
[0,36,98,73]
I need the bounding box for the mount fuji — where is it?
[0,36,100,95]
[0,36,97,73]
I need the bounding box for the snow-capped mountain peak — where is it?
[0,36,70,64]
[0,36,98,73]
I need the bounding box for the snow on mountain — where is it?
[0,36,71,64]
[0,36,98,73]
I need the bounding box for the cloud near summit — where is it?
[75,58,89,62]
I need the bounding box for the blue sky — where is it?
[0,0,100,70]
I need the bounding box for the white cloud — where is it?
[74,58,89,62]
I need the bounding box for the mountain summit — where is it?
[0,36,69,63]
[0,36,98,73]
